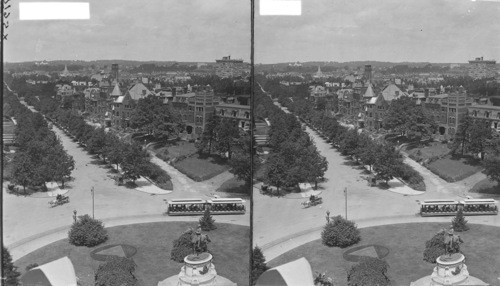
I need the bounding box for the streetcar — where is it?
[166,198,206,216]
[207,198,246,214]
[420,199,460,216]
[166,198,246,216]
[461,199,498,216]
[420,199,498,217]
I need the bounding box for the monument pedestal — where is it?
[158,253,237,286]
[411,254,489,286]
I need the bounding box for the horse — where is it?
[191,231,211,255]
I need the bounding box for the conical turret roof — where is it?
[363,83,375,98]
[110,82,122,96]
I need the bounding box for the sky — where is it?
[3,0,251,62]
[256,0,500,64]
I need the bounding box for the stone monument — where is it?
[158,226,237,286]
[411,228,489,286]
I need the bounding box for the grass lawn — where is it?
[427,156,482,182]
[217,177,250,197]
[405,141,450,162]
[470,177,500,195]
[174,155,230,182]
[14,222,250,286]
[269,223,500,286]
[154,141,198,161]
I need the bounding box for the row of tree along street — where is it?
[15,89,173,189]
[4,88,75,193]
[254,83,328,191]
[255,79,425,191]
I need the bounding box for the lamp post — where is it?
[73,210,77,223]
[344,187,348,219]
[91,187,95,219]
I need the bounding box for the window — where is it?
[485,111,490,118]
[196,107,203,112]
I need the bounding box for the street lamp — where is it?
[344,187,348,219]
[73,210,77,223]
[91,187,95,219]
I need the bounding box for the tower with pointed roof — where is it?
[61,65,70,77]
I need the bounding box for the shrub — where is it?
[68,214,108,247]
[25,263,39,271]
[2,245,21,286]
[347,257,389,286]
[321,216,360,248]
[452,209,469,232]
[171,229,195,263]
[423,231,449,263]
[199,209,217,231]
[94,257,138,286]
[251,247,268,285]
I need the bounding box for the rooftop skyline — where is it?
[4,0,250,63]
[256,0,500,64]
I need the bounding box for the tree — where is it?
[468,119,493,160]
[121,143,149,183]
[228,133,258,187]
[423,230,461,263]
[321,215,361,248]
[251,247,268,285]
[68,214,108,247]
[373,144,402,184]
[199,209,217,231]
[213,118,240,159]
[11,152,35,193]
[452,115,473,156]
[266,153,288,192]
[302,146,328,188]
[339,129,360,157]
[196,112,220,155]
[87,128,107,158]
[2,245,21,286]
[45,144,75,188]
[452,209,469,232]
[171,229,197,263]
[104,134,124,169]
[129,95,182,140]
[383,97,436,139]
[483,157,500,185]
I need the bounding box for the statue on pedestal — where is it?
[443,228,463,257]
[191,225,211,256]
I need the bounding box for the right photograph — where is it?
[251,0,500,285]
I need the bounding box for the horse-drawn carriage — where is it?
[49,194,69,207]
[302,195,323,208]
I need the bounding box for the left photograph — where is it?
[2,1,251,285]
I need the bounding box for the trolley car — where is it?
[207,198,246,214]
[166,198,246,216]
[461,199,498,216]
[420,199,498,217]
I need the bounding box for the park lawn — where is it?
[163,141,198,159]
[14,222,250,286]
[269,223,500,286]
[217,176,250,197]
[173,155,230,182]
[405,141,450,162]
[470,177,500,194]
[427,156,482,182]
